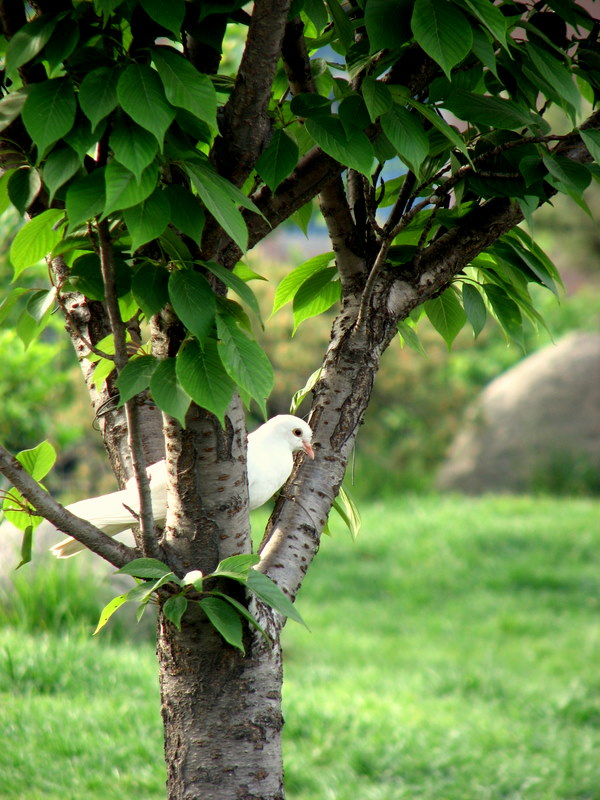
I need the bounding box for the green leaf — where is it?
[332,485,361,540]
[364,0,413,52]
[168,270,216,344]
[411,0,473,79]
[164,185,205,242]
[79,67,119,131]
[408,98,473,164]
[462,283,487,338]
[117,64,175,147]
[381,105,429,176]
[210,591,270,643]
[110,115,158,181]
[581,130,600,166]
[216,313,274,417]
[424,288,467,349]
[123,188,170,251]
[162,595,188,631]
[8,167,42,215]
[2,487,43,532]
[324,0,354,53]
[255,129,299,191]
[16,525,33,570]
[160,226,192,262]
[42,145,81,203]
[527,43,580,120]
[463,0,508,49]
[203,261,262,324]
[293,267,341,333]
[132,262,170,318]
[542,154,592,196]
[397,319,426,353]
[362,77,393,122]
[305,116,374,177]
[10,209,64,278]
[199,596,245,652]
[246,569,308,628]
[443,90,539,131]
[43,18,79,71]
[141,0,185,36]
[0,169,16,216]
[64,116,106,162]
[290,367,322,415]
[500,234,560,296]
[176,338,236,426]
[16,307,41,349]
[212,554,261,577]
[152,47,217,131]
[483,283,524,347]
[103,161,158,218]
[94,593,129,635]
[116,355,158,404]
[150,357,191,427]
[291,200,313,237]
[17,440,57,481]
[272,252,334,314]
[117,557,172,579]
[26,287,57,323]
[184,160,252,253]
[69,252,131,300]
[22,78,76,158]
[289,93,331,118]
[0,286,26,325]
[5,14,57,75]
[65,168,106,232]
[0,90,29,134]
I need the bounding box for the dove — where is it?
[50,415,314,558]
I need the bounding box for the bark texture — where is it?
[157,603,284,800]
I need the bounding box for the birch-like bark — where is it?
[157,602,284,800]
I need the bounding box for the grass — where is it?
[1,495,599,799]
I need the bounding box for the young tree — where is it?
[0,0,598,797]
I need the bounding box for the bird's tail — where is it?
[49,489,136,559]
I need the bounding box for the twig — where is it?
[97,219,159,559]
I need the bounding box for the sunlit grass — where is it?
[1,495,598,799]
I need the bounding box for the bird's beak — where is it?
[302,441,315,460]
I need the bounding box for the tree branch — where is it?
[281,16,365,289]
[257,107,600,619]
[97,220,160,559]
[0,444,136,569]
[212,0,293,187]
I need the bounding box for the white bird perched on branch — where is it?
[50,415,314,559]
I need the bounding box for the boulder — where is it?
[437,332,600,494]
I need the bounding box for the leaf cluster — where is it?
[96,554,307,653]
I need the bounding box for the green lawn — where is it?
[1,495,599,799]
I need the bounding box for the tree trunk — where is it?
[157,602,285,800]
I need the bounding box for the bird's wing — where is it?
[247,436,293,510]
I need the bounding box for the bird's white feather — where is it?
[50,415,312,558]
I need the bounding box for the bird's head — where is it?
[266,415,314,460]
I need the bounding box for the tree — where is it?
[0,0,598,797]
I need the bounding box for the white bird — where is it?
[50,415,314,558]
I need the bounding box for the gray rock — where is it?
[437,332,600,494]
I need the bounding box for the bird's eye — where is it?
[293,428,302,437]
